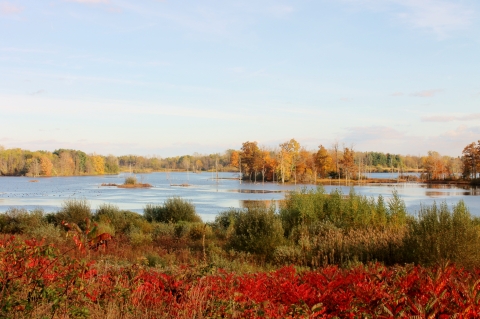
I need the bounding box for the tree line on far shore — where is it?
[0,140,478,183]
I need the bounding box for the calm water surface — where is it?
[0,172,479,221]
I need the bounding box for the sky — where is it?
[1,0,479,157]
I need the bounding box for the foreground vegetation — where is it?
[2,188,480,317]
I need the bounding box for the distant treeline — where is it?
[1,139,478,181]
[232,139,471,183]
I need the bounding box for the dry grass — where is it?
[117,183,152,188]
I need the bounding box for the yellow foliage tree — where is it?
[92,155,105,175]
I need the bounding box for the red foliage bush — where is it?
[2,237,480,318]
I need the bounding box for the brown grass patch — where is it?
[117,183,152,188]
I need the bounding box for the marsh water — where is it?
[0,172,479,221]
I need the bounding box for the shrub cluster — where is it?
[144,197,201,223]
[1,190,480,270]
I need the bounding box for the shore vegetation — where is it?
[2,190,480,317]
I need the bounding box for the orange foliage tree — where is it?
[40,156,53,176]
[315,145,333,178]
[422,151,448,180]
[230,151,240,168]
[462,141,480,179]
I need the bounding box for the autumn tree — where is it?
[340,147,356,180]
[57,152,75,176]
[332,141,340,178]
[230,150,240,168]
[462,141,480,179]
[315,145,333,178]
[295,148,314,183]
[279,139,300,184]
[195,159,203,171]
[240,141,261,181]
[277,147,290,184]
[40,156,53,176]
[91,155,105,175]
[104,155,119,174]
[423,151,448,180]
[28,157,41,177]
[258,149,272,183]
[264,150,278,182]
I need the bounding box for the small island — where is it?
[101,176,152,188]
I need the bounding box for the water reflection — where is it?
[230,189,283,194]
[240,199,282,209]
[425,191,472,197]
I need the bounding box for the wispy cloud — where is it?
[340,0,474,37]
[411,89,444,97]
[29,90,45,96]
[0,47,56,53]
[391,92,404,97]
[422,113,480,122]
[343,126,405,142]
[340,124,479,155]
[228,67,245,74]
[64,0,110,4]
[394,0,474,37]
[269,5,294,18]
[0,1,24,15]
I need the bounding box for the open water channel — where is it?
[1,172,479,221]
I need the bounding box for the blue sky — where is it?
[1,0,479,157]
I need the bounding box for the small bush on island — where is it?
[124,175,137,185]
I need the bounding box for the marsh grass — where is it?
[405,200,480,268]
[279,187,408,238]
[124,175,137,185]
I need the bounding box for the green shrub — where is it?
[145,253,165,268]
[152,222,175,237]
[405,200,480,268]
[174,221,190,239]
[55,199,92,230]
[144,197,201,223]
[94,204,145,233]
[213,209,241,239]
[227,205,284,259]
[280,188,408,237]
[215,209,241,231]
[0,208,45,234]
[128,227,152,246]
[94,222,115,237]
[26,223,63,244]
[188,223,212,241]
